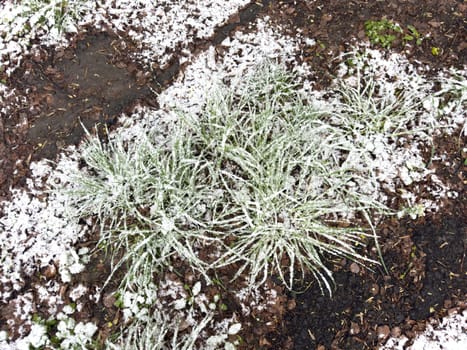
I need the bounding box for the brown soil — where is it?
[260,1,466,349]
[0,1,465,349]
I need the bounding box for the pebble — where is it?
[350,321,360,335]
[287,299,296,310]
[377,325,390,340]
[103,293,116,308]
[42,263,57,279]
[350,262,360,274]
[391,326,402,337]
[370,284,379,295]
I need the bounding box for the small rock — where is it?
[32,50,42,63]
[357,30,366,40]
[56,140,66,150]
[350,262,360,274]
[350,321,360,335]
[103,294,116,308]
[370,284,379,295]
[45,94,54,105]
[405,330,416,339]
[184,271,195,284]
[55,49,65,59]
[377,325,390,340]
[428,20,442,28]
[178,319,190,331]
[287,299,296,310]
[391,326,402,337]
[321,14,333,23]
[42,264,57,279]
[229,12,240,24]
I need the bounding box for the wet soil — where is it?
[0,30,154,201]
[259,1,466,348]
[282,213,466,349]
[265,0,466,88]
[0,0,466,349]
[0,0,270,202]
[26,33,152,159]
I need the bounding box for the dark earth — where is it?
[0,0,465,349]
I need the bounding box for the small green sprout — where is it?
[365,19,425,49]
[404,25,423,46]
[45,318,58,328]
[31,314,43,324]
[431,46,441,56]
[364,19,402,49]
[113,293,124,309]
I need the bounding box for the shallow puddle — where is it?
[25,33,151,159]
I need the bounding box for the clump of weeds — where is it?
[365,19,424,49]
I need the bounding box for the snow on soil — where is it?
[0,0,249,75]
[0,1,466,349]
[381,310,467,350]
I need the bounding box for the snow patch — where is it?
[382,310,467,350]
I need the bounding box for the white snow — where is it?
[94,0,250,68]
[158,17,305,116]
[15,324,48,350]
[0,0,250,75]
[0,157,88,301]
[69,284,89,302]
[227,323,242,335]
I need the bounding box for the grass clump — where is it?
[66,61,395,296]
[107,309,213,350]
[66,126,221,292]
[185,63,386,292]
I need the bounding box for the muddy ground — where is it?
[0,0,465,349]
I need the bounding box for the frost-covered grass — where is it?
[60,50,465,347]
[107,308,213,350]
[65,124,222,292]
[0,0,93,73]
[65,52,466,299]
[183,62,390,291]
[65,62,393,296]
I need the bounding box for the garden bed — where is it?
[0,1,465,349]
